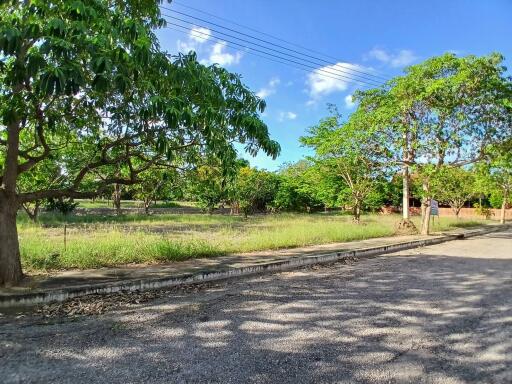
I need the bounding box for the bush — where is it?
[232,167,280,216]
[489,193,504,209]
[473,203,494,219]
[45,198,79,215]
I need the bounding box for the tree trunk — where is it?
[402,164,410,220]
[453,202,464,220]
[420,198,432,235]
[420,200,426,220]
[144,198,151,215]
[395,164,417,234]
[230,201,239,215]
[22,201,40,222]
[500,191,507,224]
[1,114,23,286]
[353,202,361,224]
[112,184,122,215]
[0,195,23,286]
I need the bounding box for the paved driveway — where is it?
[1,228,511,383]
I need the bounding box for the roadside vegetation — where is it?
[72,199,183,210]
[18,211,486,272]
[1,0,510,286]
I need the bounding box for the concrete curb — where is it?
[0,224,507,308]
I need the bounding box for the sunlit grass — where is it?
[16,211,239,227]
[73,199,194,209]
[17,212,490,272]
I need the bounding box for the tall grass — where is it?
[73,199,185,209]
[17,212,488,272]
[16,211,240,227]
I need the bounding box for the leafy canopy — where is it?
[348,53,512,169]
[0,0,280,204]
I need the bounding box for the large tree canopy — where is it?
[0,0,280,285]
[347,53,512,233]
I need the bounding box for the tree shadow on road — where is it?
[2,241,512,383]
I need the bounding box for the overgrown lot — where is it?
[17,211,488,272]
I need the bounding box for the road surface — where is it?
[1,228,511,383]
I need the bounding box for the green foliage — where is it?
[489,193,504,209]
[473,203,494,219]
[361,187,389,212]
[131,168,179,212]
[45,197,78,215]
[187,164,226,212]
[350,53,511,172]
[273,161,324,212]
[0,0,281,284]
[344,53,511,231]
[478,145,512,201]
[18,212,488,272]
[300,106,389,221]
[231,167,279,216]
[415,166,475,216]
[474,141,512,222]
[379,176,403,207]
[0,0,280,204]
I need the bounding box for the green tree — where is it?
[349,53,511,234]
[231,167,279,217]
[301,106,388,223]
[417,166,475,219]
[132,168,178,214]
[476,146,512,224]
[186,158,249,213]
[0,1,279,285]
[187,163,225,213]
[273,160,324,212]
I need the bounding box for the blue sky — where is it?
[156,0,512,171]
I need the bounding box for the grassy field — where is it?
[74,199,192,209]
[17,211,489,273]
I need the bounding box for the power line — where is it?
[161,5,388,83]
[170,0,387,81]
[168,2,390,82]
[162,12,383,86]
[160,4,390,82]
[164,20,380,88]
[165,25,375,90]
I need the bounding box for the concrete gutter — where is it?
[0,224,507,308]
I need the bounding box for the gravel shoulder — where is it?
[1,229,511,383]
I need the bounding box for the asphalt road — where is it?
[1,228,511,383]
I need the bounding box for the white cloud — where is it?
[278,111,298,122]
[176,27,243,67]
[177,26,211,53]
[306,62,368,101]
[368,48,390,63]
[256,89,273,99]
[189,26,211,43]
[344,94,356,108]
[177,39,196,53]
[268,77,280,87]
[208,41,242,66]
[390,50,416,67]
[256,77,280,98]
[368,48,417,68]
